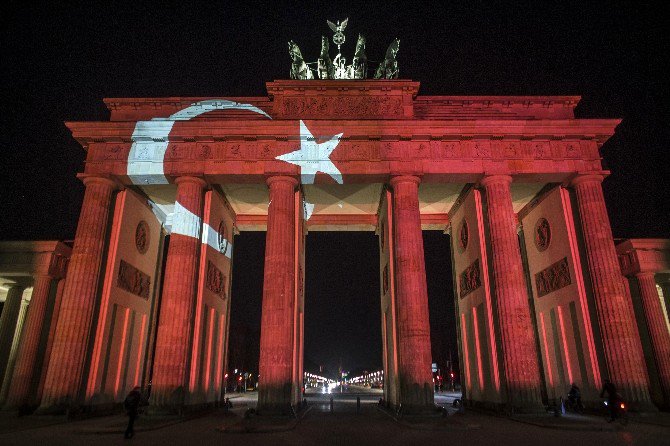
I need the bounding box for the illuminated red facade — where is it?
[2,79,669,414]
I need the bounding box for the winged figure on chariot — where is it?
[289,18,399,80]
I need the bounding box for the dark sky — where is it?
[1,2,668,377]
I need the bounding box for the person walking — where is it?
[124,386,143,439]
[600,378,619,422]
[567,382,583,412]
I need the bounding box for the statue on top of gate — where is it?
[288,18,399,80]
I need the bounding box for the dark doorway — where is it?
[227,230,458,391]
[228,232,265,383]
[423,232,459,388]
[304,232,381,379]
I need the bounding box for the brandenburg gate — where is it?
[1,23,669,416]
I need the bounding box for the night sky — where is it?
[1,2,668,378]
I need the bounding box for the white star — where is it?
[275,120,343,184]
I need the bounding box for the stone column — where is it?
[390,175,434,410]
[38,176,116,412]
[257,176,297,414]
[480,175,542,409]
[0,285,26,387]
[660,281,670,322]
[150,176,206,411]
[4,274,53,409]
[0,296,29,407]
[636,272,670,407]
[36,278,66,404]
[571,174,651,405]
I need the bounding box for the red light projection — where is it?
[205,260,226,298]
[459,259,482,298]
[117,259,150,299]
[535,257,571,297]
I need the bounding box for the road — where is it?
[1,390,668,445]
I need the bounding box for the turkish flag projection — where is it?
[126,100,271,241]
[125,101,354,240]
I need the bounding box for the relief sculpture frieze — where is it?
[459,258,481,298]
[105,137,596,166]
[117,259,151,299]
[206,260,227,298]
[277,95,403,118]
[535,257,571,297]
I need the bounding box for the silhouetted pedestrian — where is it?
[567,382,582,412]
[124,386,143,439]
[600,378,619,422]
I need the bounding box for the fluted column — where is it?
[0,296,29,407]
[150,176,206,411]
[258,176,297,414]
[661,282,670,322]
[38,176,116,412]
[0,285,26,387]
[4,275,53,409]
[571,174,651,405]
[481,175,542,409]
[390,175,434,410]
[36,278,66,405]
[636,272,670,408]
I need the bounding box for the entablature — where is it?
[617,239,670,276]
[67,119,620,146]
[102,80,581,122]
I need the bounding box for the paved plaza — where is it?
[1,390,669,446]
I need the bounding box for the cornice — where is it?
[65,119,620,145]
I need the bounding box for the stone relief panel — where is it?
[225,142,244,160]
[117,259,151,299]
[466,140,492,158]
[531,141,551,159]
[135,220,150,254]
[380,141,400,159]
[206,260,226,298]
[196,143,213,159]
[459,258,481,298]
[535,257,571,297]
[166,143,194,160]
[414,141,430,158]
[534,218,551,252]
[107,137,598,166]
[277,95,403,118]
[428,140,461,159]
[101,144,129,161]
[564,141,581,158]
[458,219,469,252]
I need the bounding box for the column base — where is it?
[393,404,444,417]
[147,401,218,417]
[2,403,39,416]
[33,402,92,418]
[464,398,546,414]
[255,403,296,417]
[398,382,435,408]
[257,383,296,416]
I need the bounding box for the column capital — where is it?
[2,282,27,290]
[635,271,657,280]
[174,176,207,188]
[479,174,513,188]
[31,273,53,284]
[79,175,119,190]
[389,175,421,187]
[570,174,604,187]
[266,175,299,188]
